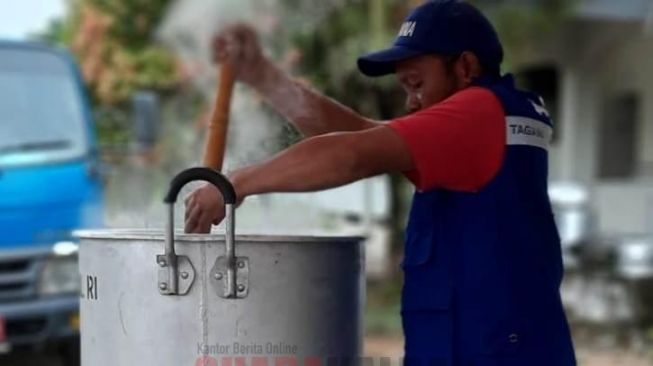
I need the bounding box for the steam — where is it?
[154,0,340,233]
[156,0,297,171]
[104,0,384,234]
[156,0,345,99]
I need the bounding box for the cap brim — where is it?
[357,46,424,77]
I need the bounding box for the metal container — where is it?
[77,168,364,366]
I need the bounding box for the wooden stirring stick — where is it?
[203,63,236,171]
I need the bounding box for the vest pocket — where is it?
[401,227,435,268]
[401,272,453,365]
[402,309,453,366]
[401,226,450,310]
[401,213,453,364]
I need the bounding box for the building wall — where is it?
[569,24,653,234]
[597,29,653,176]
[593,183,653,234]
[522,21,653,234]
[593,31,653,234]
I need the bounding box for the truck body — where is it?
[0,41,103,361]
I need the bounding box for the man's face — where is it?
[396,54,460,113]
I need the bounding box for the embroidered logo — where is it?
[529,99,550,118]
[398,21,417,37]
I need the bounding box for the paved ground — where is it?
[364,337,653,366]
[0,351,64,366]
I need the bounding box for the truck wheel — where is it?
[58,339,80,366]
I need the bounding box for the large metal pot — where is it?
[77,168,364,366]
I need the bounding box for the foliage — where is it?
[284,0,406,118]
[365,273,404,335]
[72,3,178,105]
[85,0,171,48]
[471,0,574,67]
[37,0,179,106]
[93,106,131,147]
[35,0,183,150]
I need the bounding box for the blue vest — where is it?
[401,75,576,366]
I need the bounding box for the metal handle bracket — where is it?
[157,167,242,298]
[210,256,249,298]
[157,204,196,296]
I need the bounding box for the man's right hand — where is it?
[212,23,271,87]
[184,183,225,234]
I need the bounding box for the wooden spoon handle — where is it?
[203,63,236,171]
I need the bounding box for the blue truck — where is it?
[0,41,104,363]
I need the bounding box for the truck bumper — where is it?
[0,295,78,349]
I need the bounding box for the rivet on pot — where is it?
[237,284,245,292]
[159,283,168,291]
[214,272,223,280]
[180,272,189,280]
[158,260,167,267]
[237,261,245,269]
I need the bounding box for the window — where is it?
[0,48,88,167]
[598,93,640,179]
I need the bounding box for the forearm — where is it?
[253,62,378,136]
[230,133,369,199]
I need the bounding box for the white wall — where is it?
[529,21,653,234]
[552,64,601,183]
[587,29,653,233]
[593,183,653,234]
[596,28,653,176]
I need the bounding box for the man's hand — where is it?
[184,183,225,234]
[212,23,271,88]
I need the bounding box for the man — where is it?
[185,0,577,365]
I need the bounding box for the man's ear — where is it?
[456,51,482,86]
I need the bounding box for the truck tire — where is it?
[58,338,80,366]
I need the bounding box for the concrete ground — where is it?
[364,337,653,366]
[0,351,64,366]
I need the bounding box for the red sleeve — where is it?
[388,87,505,192]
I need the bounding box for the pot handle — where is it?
[164,167,236,205]
[158,167,237,297]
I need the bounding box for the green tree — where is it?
[37,0,182,148]
[70,1,179,105]
[471,0,573,67]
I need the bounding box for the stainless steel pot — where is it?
[77,168,364,366]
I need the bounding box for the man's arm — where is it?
[253,63,378,136]
[214,24,378,137]
[184,126,412,233]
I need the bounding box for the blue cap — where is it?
[357,0,503,77]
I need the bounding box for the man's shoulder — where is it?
[427,86,504,118]
[470,78,554,126]
[447,86,498,104]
